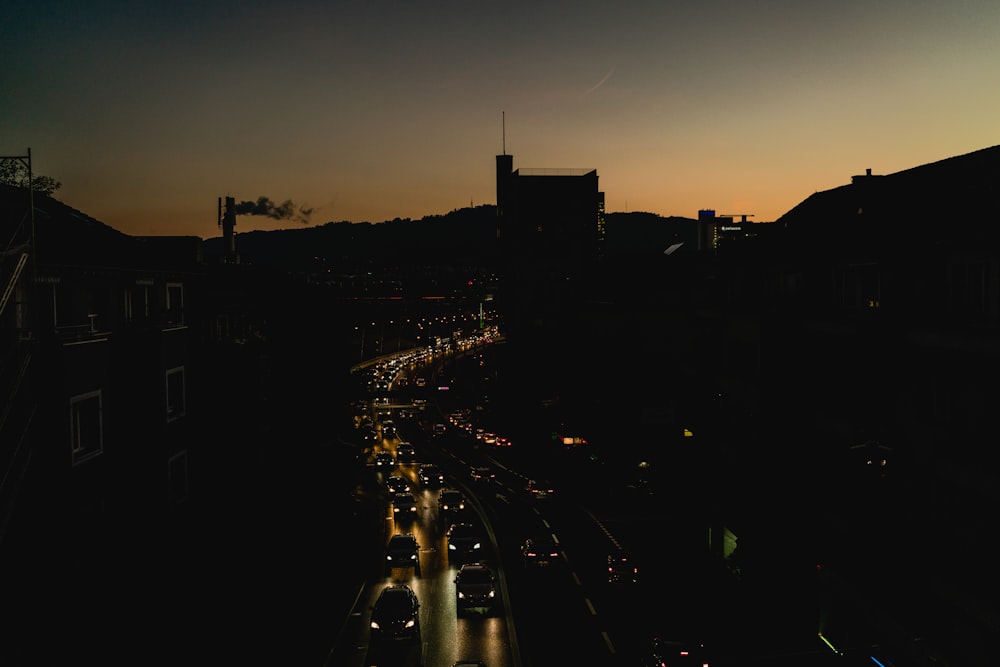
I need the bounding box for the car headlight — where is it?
[370,621,380,630]
[404,619,416,629]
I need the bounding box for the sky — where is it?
[4,1,1000,239]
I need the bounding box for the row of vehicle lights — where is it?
[447,412,511,448]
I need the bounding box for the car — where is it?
[369,584,421,643]
[521,535,560,569]
[481,432,497,445]
[385,533,421,575]
[525,478,555,500]
[607,550,639,584]
[437,488,466,517]
[386,474,411,495]
[453,562,497,616]
[642,636,712,667]
[494,435,512,447]
[469,465,495,484]
[418,463,445,487]
[391,492,419,521]
[396,442,416,464]
[446,522,483,564]
[373,450,395,467]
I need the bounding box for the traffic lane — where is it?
[329,462,520,667]
[471,447,757,665]
[477,478,635,666]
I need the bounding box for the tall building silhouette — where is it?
[495,152,604,386]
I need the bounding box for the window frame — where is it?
[69,390,103,466]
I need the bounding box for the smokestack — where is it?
[219,196,238,264]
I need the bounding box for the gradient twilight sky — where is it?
[4,1,999,239]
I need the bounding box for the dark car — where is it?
[642,636,712,667]
[525,478,555,501]
[521,535,560,569]
[469,465,496,484]
[446,522,483,564]
[418,463,445,487]
[369,584,421,643]
[453,562,497,616]
[437,488,466,518]
[391,492,419,521]
[385,533,421,576]
[373,450,395,467]
[396,442,416,464]
[386,474,411,495]
[607,550,639,584]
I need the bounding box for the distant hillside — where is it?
[603,211,699,254]
[203,207,698,272]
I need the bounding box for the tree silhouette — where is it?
[0,160,61,195]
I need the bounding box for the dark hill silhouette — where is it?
[203,206,698,273]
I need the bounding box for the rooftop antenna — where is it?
[502,111,506,155]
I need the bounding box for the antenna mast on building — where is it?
[502,110,506,155]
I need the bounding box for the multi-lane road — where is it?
[325,340,869,667]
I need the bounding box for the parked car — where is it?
[369,584,421,643]
[385,533,421,576]
[454,562,497,616]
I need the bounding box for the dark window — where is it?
[166,366,186,421]
[168,451,189,504]
[70,391,103,465]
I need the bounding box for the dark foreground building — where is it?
[0,183,363,665]
[492,145,1000,667]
